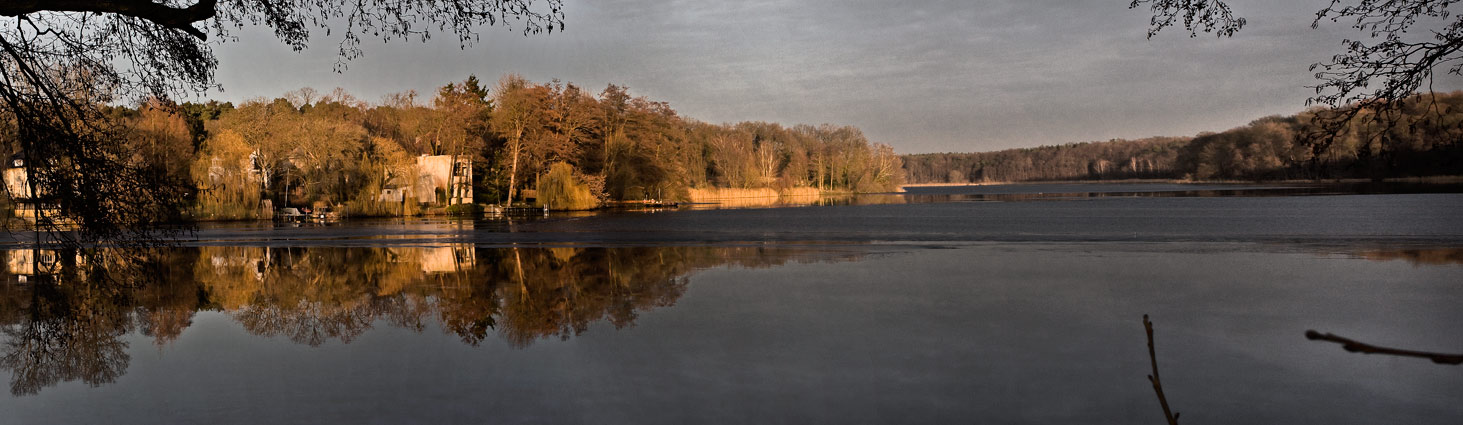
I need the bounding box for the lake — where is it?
[2,182,1461,424]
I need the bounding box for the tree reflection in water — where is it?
[0,249,196,396]
[1358,248,1463,266]
[0,245,857,395]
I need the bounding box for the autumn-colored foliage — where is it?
[904,91,1463,183]
[28,75,904,219]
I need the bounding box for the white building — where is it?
[412,155,473,205]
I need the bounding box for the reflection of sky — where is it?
[5,244,1460,423]
[208,1,1463,154]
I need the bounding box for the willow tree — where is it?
[0,1,564,246]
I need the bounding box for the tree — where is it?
[432,76,492,204]
[0,1,565,246]
[490,74,549,204]
[870,143,904,189]
[545,80,603,170]
[212,98,295,204]
[535,162,596,210]
[192,128,262,219]
[707,132,754,188]
[290,99,369,205]
[130,98,199,185]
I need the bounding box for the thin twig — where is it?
[1144,314,1181,425]
[1305,330,1463,365]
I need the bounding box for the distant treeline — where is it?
[904,92,1463,183]
[904,137,1188,183]
[6,75,903,219]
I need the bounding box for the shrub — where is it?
[536,162,597,211]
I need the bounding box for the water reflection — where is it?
[0,245,860,395]
[0,249,193,396]
[1358,248,1463,266]
[683,193,907,210]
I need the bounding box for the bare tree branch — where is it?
[1128,0,1246,38]
[1144,314,1181,425]
[0,0,217,40]
[1306,330,1463,365]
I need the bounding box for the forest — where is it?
[4,75,903,220]
[903,91,1463,183]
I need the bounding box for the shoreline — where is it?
[900,175,1463,188]
[11,178,1459,227]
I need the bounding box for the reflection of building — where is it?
[8,249,54,277]
[414,155,472,205]
[420,245,475,273]
[210,248,271,282]
[5,249,83,283]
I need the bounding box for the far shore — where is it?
[900,175,1463,188]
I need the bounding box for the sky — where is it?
[207,0,1463,154]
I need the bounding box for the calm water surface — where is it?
[2,183,1460,424]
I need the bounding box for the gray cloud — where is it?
[208,0,1463,153]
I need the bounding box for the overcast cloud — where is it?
[208,0,1463,154]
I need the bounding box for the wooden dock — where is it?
[488,205,549,216]
[604,200,680,209]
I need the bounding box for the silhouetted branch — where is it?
[0,0,217,40]
[1144,314,1181,425]
[1128,0,1246,38]
[1305,330,1463,365]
